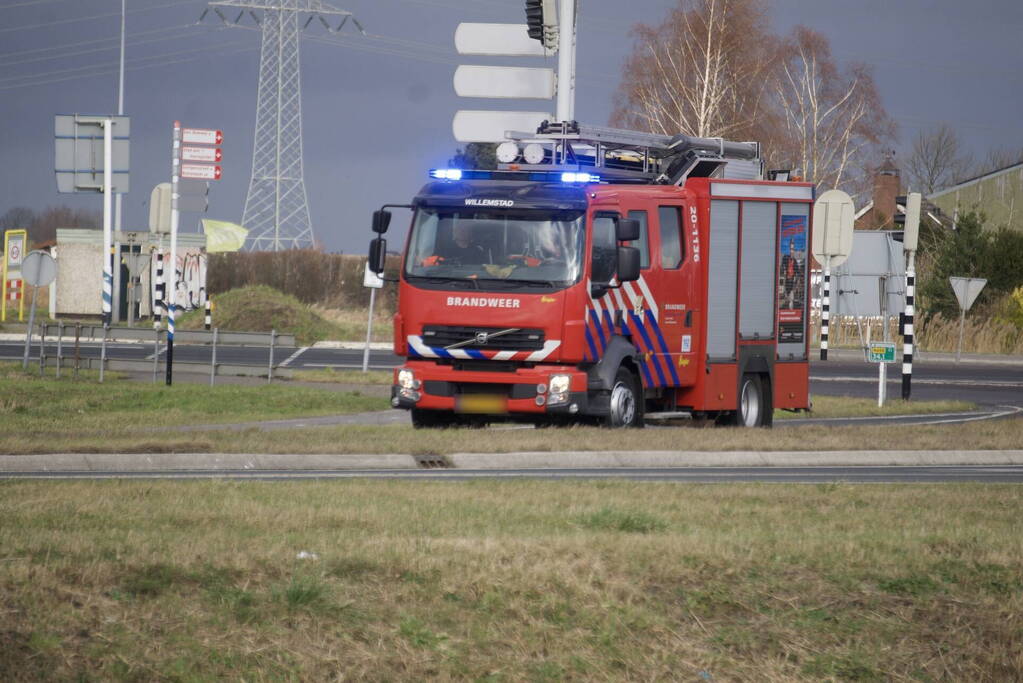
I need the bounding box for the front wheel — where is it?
[602,368,644,428]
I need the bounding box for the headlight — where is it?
[548,374,571,405]
[549,374,571,395]
[398,369,415,389]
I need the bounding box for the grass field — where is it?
[3,362,1017,455]
[0,480,1020,680]
[0,363,387,437]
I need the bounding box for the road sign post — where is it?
[362,262,384,373]
[20,251,57,370]
[949,276,987,362]
[2,229,27,322]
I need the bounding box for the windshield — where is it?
[404,207,585,288]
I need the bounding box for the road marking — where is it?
[814,376,1023,386]
[279,346,308,368]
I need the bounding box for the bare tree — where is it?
[0,207,36,232]
[905,124,973,194]
[770,26,894,193]
[979,146,1023,177]
[610,0,777,141]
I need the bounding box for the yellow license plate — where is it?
[455,394,508,414]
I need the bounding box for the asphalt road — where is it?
[3,340,1021,407]
[6,465,1023,483]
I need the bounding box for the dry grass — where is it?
[778,395,975,419]
[310,305,394,343]
[0,480,1020,680]
[812,314,1023,355]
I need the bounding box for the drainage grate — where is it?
[414,454,452,469]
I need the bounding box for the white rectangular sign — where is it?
[181,128,223,145]
[181,146,222,162]
[6,234,25,269]
[454,65,556,100]
[455,23,551,57]
[452,110,552,143]
[180,163,222,181]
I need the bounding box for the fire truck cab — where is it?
[369,123,813,428]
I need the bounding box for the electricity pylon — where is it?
[204,1,364,251]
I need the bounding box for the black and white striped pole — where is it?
[901,193,921,400]
[154,250,164,328]
[166,121,181,386]
[204,296,212,331]
[820,267,830,360]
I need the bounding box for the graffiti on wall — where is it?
[151,248,206,312]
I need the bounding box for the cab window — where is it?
[627,210,651,269]
[591,215,617,283]
[658,206,684,269]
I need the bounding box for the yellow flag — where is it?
[201,220,249,252]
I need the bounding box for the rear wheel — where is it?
[602,368,644,428]
[734,374,770,427]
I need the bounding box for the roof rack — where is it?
[501,121,763,185]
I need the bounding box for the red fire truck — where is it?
[368,122,813,428]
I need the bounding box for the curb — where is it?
[2,450,1022,473]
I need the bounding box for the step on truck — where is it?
[368,122,814,428]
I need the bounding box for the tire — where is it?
[734,374,767,428]
[411,408,460,429]
[602,368,644,428]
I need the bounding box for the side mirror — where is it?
[368,237,387,274]
[372,209,392,234]
[616,218,640,242]
[617,246,640,283]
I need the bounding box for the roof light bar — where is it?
[429,168,463,180]
[561,172,599,184]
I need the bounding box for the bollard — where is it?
[204,297,212,331]
[38,322,45,376]
[152,327,160,383]
[210,327,218,386]
[99,323,108,383]
[267,328,276,384]
[73,323,81,380]
[56,321,64,379]
[154,251,164,329]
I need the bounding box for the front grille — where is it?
[422,325,545,351]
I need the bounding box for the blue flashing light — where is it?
[561,172,599,184]
[429,168,463,180]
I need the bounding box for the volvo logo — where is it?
[475,332,489,345]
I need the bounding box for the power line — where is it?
[0,0,202,34]
[0,0,77,9]
[0,37,248,86]
[0,23,202,67]
[0,42,255,91]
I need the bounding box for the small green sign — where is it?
[866,342,897,363]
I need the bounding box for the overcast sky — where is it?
[1,0,1021,253]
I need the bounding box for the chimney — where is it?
[873,154,900,228]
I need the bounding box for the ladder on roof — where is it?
[502,120,763,185]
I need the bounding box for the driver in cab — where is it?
[422,223,485,266]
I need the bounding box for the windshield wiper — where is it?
[493,277,559,288]
[408,275,479,289]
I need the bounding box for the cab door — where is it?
[649,200,700,388]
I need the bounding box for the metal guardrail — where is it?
[14,322,298,385]
[37,323,296,347]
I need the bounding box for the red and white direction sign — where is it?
[180,163,222,181]
[181,146,222,163]
[181,128,223,145]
